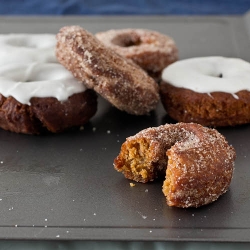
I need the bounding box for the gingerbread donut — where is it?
[56,26,160,115]
[0,34,57,65]
[0,62,97,134]
[96,28,178,80]
[160,57,250,127]
[114,123,236,208]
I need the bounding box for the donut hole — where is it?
[208,72,223,78]
[112,33,142,47]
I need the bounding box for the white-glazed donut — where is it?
[0,34,98,134]
[162,56,250,98]
[0,62,97,134]
[0,62,86,104]
[0,34,57,65]
[160,56,250,127]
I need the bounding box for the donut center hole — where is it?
[209,73,223,78]
[122,38,141,47]
[112,34,142,47]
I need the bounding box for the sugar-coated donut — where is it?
[96,28,178,80]
[0,62,97,134]
[56,26,160,115]
[160,56,250,127]
[114,123,236,208]
[0,34,57,66]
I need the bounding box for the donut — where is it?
[56,26,160,115]
[0,62,97,134]
[114,123,236,208]
[160,56,250,127]
[95,28,178,81]
[0,34,57,66]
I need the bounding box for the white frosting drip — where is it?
[0,34,85,105]
[162,57,250,98]
[0,34,57,65]
[0,63,86,105]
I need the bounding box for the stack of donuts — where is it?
[0,27,178,134]
[1,25,248,208]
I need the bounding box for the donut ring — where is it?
[56,26,160,115]
[0,63,97,134]
[0,34,57,66]
[160,57,250,127]
[114,122,236,208]
[96,28,178,80]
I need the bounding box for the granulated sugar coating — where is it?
[114,122,236,208]
[56,26,160,115]
[95,28,178,80]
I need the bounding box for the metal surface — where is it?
[0,14,250,241]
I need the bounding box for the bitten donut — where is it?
[160,56,250,127]
[96,28,178,80]
[114,123,236,208]
[0,34,57,65]
[0,62,97,134]
[56,26,160,115]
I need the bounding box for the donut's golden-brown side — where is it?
[0,90,97,134]
[160,82,250,127]
[163,124,235,208]
[95,29,178,81]
[56,26,160,115]
[114,124,178,183]
[114,123,236,208]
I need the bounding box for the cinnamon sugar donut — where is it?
[96,28,178,80]
[0,62,97,134]
[56,26,160,115]
[160,57,250,127]
[114,123,236,208]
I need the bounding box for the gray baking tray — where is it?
[0,14,250,242]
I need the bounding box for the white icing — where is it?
[0,62,86,105]
[0,34,85,104]
[0,34,57,65]
[162,56,250,98]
